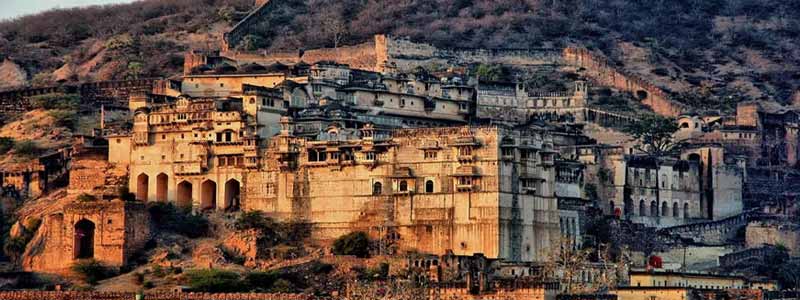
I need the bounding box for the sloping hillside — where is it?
[1,0,799,111]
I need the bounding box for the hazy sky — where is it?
[1,0,138,21]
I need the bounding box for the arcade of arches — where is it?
[136,173,241,211]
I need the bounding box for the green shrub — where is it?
[118,186,136,202]
[3,236,28,261]
[28,93,80,110]
[332,231,371,258]
[12,140,42,157]
[270,278,294,293]
[243,271,279,291]
[185,269,244,293]
[0,137,14,155]
[143,281,154,289]
[234,211,279,245]
[48,110,78,130]
[234,212,311,247]
[234,211,276,232]
[147,202,208,238]
[72,259,113,285]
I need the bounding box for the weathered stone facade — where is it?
[113,98,561,261]
[746,220,800,256]
[23,200,150,273]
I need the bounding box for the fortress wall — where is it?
[375,35,563,72]
[563,47,686,117]
[0,79,158,114]
[0,291,311,300]
[223,41,379,71]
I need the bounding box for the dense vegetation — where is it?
[147,202,209,238]
[185,262,334,293]
[332,231,370,258]
[1,0,799,106]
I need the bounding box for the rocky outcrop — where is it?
[222,229,260,267]
[0,59,27,91]
[192,242,228,268]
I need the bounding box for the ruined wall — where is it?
[222,41,378,72]
[23,201,150,273]
[563,47,686,117]
[0,291,310,300]
[0,79,158,114]
[746,221,800,256]
[433,283,557,300]
[659,211,753,245]
[376,35,563,72]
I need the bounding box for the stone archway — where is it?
[224,179,240,211]
[136,173,149,201]
[177,181,193,210]
[156,173,168,202]
[201,180,217,210]
[74,219,95,259]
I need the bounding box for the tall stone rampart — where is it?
[375,35,563,72]
[223,0,276,51]
[222,41,378,71]
[563,47,686,117]
[658,210,758,245]
[0,291,311,300]
[0,79,158,114]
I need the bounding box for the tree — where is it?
[778,259,800,291]
[542,237,593,294]
[0,137,14,155]
[127,61,143,80]
[623,115,681,156]
[332,231,370,258]
[475,64,513,82]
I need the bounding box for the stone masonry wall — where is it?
[223,41,378,71]
[0,291,311,300]
[0,79,157,114]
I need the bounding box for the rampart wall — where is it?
[222,41,378,71]
[0,291,311,300]
[718,246,779,267]
[563,47,686,117]
[658,210,759,245]
[223,0,276,51]
[375,35,563,72]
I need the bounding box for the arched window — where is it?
[639,200,646,216]
[684,203,690,218]
[661,201,669,217]
[425,180,434,193]
[650,201,658,216]
[673,202,679,217]
[373,182,382,195]
[399,180,408,192]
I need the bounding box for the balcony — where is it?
[174,161,204,175]
[456,184,476,192]
[457,154,476,162]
